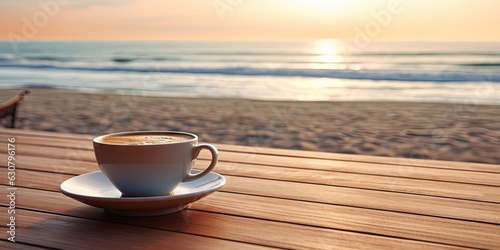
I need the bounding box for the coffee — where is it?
[93,131,218,197]
[99,134,193,145]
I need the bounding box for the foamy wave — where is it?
[0,58,498,83]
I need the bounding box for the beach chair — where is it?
[0,90,30,128]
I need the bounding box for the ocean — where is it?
[1,40,499,103]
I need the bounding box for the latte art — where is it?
[99,134,193,145]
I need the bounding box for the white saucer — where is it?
[60,170,226,217]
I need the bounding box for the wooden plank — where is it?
[0,189,462,250]
[0,241,48,249]
[196,192,500,249]
[222,177,500,224]
[2,140,500,187]
[3,152,500,203]
[215,143,500,173]
[1,128,498,247]
[189,162,500,203]
[0,186,468,249]
[211,151,500,186]
[1,185,497,249]
[4,168,500,225]
[0,143,97,163]
[2,135,93,149]
[2,129,499,174]
[0,128,91,141]
[1,209,270,250]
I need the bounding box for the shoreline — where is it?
[3,86,500,106]
[2,88,500,164]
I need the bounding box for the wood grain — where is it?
[3,181,500,249]
[2,129,499,173]
[0,241,48,249]
[0,209,270,250]
[195,192,500,249]
[2,152,500,203]
[2,135,500,187]
[0,185,474,250]
[2,129,499,249]
[2,168,500,225]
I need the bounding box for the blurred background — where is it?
[1,0,499,163]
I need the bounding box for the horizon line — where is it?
[1,38,500,42]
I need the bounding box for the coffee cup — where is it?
[93,131,218,197]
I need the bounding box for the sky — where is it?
[0,0,499,41]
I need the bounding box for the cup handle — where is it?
[182,144,218,182]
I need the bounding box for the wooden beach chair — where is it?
[0,90,30,128]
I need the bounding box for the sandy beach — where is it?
[1,88,500,164]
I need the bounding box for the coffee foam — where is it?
[99,134,193,145]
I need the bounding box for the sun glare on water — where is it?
[313,39,346,65]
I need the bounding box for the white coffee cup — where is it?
[93,131,218,197]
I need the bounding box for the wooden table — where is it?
[1,128,499,249]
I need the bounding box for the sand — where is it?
[1,88,500,164]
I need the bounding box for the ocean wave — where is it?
[0,54,16,61]
[111,56,181,63]
[0,60,499,83]
[0,54,181,63]
[458,63,500,67]
[25,56,73,62]
[354,52,500,57]
[120,51,500,57]
[112,57,136,63]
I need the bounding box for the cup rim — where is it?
[93,131,198,146]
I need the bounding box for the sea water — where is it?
[0,40,499,103]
